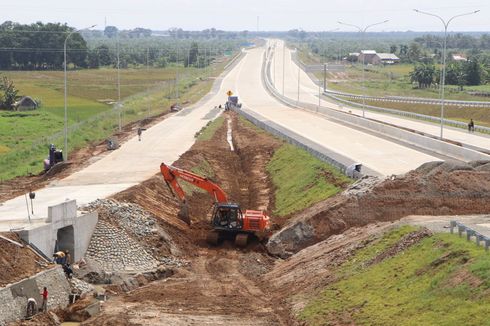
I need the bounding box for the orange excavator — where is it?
[160,162,270,246]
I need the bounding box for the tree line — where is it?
[0,21,243,71]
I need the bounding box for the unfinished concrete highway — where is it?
[270,39,490,152]
[0,44,442,230]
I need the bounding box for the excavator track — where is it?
[235,233,249,247]
[206,231,220,245]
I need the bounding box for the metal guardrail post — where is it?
[466,229,475,241]
[485,239,490,251]
[458,225,464,237]
[450,220,456,234]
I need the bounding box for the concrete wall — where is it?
[0,266,70,326]
[18,200,98,262]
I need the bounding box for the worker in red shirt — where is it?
[40,287,48,312]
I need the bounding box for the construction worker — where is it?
[26,297,37,318]
[40,287,48,312]
[64,250,71,265]
[53,251,65,264]
[137,128,146,141]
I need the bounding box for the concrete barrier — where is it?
[17,200,98,262]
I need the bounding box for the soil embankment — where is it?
[267,160,490,257]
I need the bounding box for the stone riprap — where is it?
[0,266,70,326]
[85,220,159,273]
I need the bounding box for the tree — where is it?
[390,45,397,54]
[465,59,483,86]
[0,76,19,110]
[409,64,436,88]
[104,26,118,38]
[95,45,112,66]
[186,42,199,67]
[408,42,422,63]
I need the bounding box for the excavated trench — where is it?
[84,111,289,325]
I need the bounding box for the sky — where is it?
[2,0,490,32]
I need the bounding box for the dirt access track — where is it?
[85,111,290,325]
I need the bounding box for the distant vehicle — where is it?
[170,103,182,112]
[225,96,242,111]
[43,144,64,171]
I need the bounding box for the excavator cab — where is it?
[211,204,243,231]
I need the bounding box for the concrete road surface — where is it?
[235,46,439,176]
[0,56,243,230]
[0,45,440,230]
[270,39,490,153]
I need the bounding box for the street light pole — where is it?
[117,34,121,131]
[414,9,480,139]
[63,24,96,160]
[338,20,388,118]
[282,41,285,96]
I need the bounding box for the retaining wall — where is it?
[17,200,98,262]
[0,266,70,325]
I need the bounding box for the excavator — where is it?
[160,162,270,246]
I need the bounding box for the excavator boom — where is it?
[160,163,228,203]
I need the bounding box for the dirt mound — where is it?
[0,233,51,287]
[267,161,490,257]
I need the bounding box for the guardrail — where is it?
[325,93,490,135]
[324,88,490,108]
[450,221,490,251]
[290,51,490,133]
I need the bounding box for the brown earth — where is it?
[267,160,490,257]
[85,111,288,325]
[0,233,51,287]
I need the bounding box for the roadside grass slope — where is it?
[300,225,490,326]
[0,65,221,181]
[267,143,351,217]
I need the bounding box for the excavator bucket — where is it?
[177,203,190,225]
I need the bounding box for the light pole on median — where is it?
[414,9,480,139]
[63,24,96,161]
[338,20,388,118]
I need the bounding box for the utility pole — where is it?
[175,47,179,103]
[273,42,276,86]
[117,35,121,131]
[297,59,300,104]
[282,42,285,96]
[338,20,389,118]
[147,47,150,118]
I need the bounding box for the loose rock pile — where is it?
[86,220,159,272]
[69,277,95,296]
[84,199,158,238]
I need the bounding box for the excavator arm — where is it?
[160,162,228,204]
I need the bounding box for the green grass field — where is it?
[0,55,233,181]
[300,225,490,325]
[267,143,352,217]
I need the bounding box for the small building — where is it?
[374,53,400,65]
[452,54,467,62]
[358,50,377,64]
[13,96,38,111]
[346,52,360,62]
